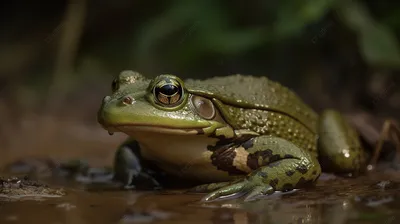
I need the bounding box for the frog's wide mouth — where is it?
[106,124,209,135]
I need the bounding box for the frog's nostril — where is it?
[122,96,135,105]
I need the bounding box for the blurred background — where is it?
[1,0,399,166]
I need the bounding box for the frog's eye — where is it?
[153,80,184,106]
[190,95,215,120]
[111,78,119,92]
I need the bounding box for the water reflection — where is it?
[0,174,400,224]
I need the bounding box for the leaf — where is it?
[336,0,400,68]
[273,0,335,38]
[359,23,400,68]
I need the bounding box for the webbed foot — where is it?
[199,178,275,202]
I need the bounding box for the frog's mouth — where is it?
[106,125,209,136]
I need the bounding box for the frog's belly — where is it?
[143,149,236,182]
[130,131,237,183]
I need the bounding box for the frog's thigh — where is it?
[318,109,366,175]
[246,136,321,191]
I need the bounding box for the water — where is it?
[0,171,399,224]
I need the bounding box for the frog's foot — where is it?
[368,119,400,170]
[202,158,320,202]
[200,179,275,202]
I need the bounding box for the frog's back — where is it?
[186,74,319,153]
[185,74,318,131]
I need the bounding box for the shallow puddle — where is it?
[1,173,400,224]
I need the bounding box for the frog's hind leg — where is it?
[368,119,400,170]
[200,136,321,202]
[318,110,367,176]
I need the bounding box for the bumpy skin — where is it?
[98,71,366,202]
[190,136,321,201]
[318,110,366,176]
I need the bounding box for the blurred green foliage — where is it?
[132,0,400,71]
[1,0,400,113]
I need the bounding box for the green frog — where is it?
[97,70,367,202]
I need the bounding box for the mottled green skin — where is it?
[98,71,366,202]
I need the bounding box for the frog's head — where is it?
[98,71,235,139]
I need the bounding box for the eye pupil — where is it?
[160,84,178,95]
[153,80,184,106]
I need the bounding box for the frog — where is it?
[97,70,367,202]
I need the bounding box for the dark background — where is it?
[1,0,399,164]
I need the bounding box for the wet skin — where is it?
[97,71,367,202]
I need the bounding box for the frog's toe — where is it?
[188,182,231,193]
[201,180,249,202]
[201,179,277,202]
[243,185,274,202]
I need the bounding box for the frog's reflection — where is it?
[210,207,259,224]
[208,197,356,224]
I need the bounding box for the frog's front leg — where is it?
[198,136,321,202]
[113,138,165,190]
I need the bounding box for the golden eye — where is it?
[153,80,183,106]
[190,95,215,120]
[111,78,119,92]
